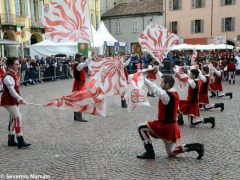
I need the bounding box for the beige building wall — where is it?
[163,0,240,45]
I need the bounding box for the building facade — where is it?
[0,0,100,57]
[90,0,101,29]
[101,1,163,53]
[163,0,240,46]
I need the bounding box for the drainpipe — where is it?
[211,0,213,36]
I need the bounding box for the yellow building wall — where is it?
[90,0,101,29]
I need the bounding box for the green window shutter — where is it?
[201,20,204,33]
[202,0,205,8]
[232,17,235,31]
[232,0,236,5]
[191,0,196,8]
[179,0,182,10]
[191,20,195,34]
[221,18,225,32]
[220,0,224,6]
[169,0,173,11]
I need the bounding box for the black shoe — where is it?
[121,99,127,108]
[214,103,224,111]
[209,91,216,98]
[184,143,204,159]
[225,92,232,99]
[233,80,235,84]
[229,80,231,84]
[137,143,155,159]
[8,134,17,146]
[17,136,31,148]
[204,117,215,128]
[147,92,151,97]
[74,112,88,122]
[150,93,156,97]
[178,114,184,125]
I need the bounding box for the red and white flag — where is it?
[89,56,128,96]
[42,0,92,43]
[45,78,106,116]
[127,72,150,112]
[139,23,179,64]
[174,66,189,100]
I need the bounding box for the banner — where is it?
[42,0,92,43]
[139,23,179,64]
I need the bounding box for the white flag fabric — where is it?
[89,56,128,96]
[127,72,150,112]
[42,0,92,43]
[139,23,179,64]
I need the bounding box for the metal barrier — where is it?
[20,64,73,85]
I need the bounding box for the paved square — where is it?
[0,78,240,179]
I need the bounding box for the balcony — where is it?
[0,13,26,26]
[31,19,45,29]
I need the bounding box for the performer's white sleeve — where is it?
[148,65,153,69]
[144,78,170,105]
[76,58,92,71]
[123,58,131,67]
[3,75,23,101]
[213,67,221,77]
[156,71,163,79]
[198,71,207,83]
[188,79,196,89]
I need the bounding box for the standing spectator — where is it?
[235,52,240,75]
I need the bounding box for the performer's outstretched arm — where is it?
[144,78,170,105]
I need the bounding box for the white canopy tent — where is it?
[97,21,118,46]
[171,44,234,51]
[30,26,105,57]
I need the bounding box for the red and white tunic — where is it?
[144,78,181,143]
[146,65,157,80]
[179,79,200,117]
[199,74,210,105]
[1,70,22,106]
[210,68,223,92]
[72,58,91,92]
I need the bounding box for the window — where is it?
[25,0,29,16]
[38,0,44,20]
[192,0,205,8]
[191,20,204,33]
[237,35,240,41]
[115,21,121,34]
[146,18,152,25]
[15,0,23,16]
[169,0,182,11]
[132,19,138,33]
[169,21,178,34]
[222,17,235,32]
[220,0,236,5]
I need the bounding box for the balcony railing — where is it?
[31,20,45,28]
[0,13,26,26]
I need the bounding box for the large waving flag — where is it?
[42,0,92,43]
[173,66,189,100]
[127,72,150,112]
[45,78,106,116]
[89,56,128,96]
[139,23,179,64]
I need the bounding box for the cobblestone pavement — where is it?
[0,78,240,180]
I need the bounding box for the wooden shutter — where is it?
[169,22,172,31]
[220,0,224,6]
[232,17,235,31]
[191,20,195,33]
[232,0,236,5]
[221,18,225,32]
[202,0,205,8]
[169,0,173,11]
[201,20,204,33]
[191,0,196,8]
[179,0,182,10]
